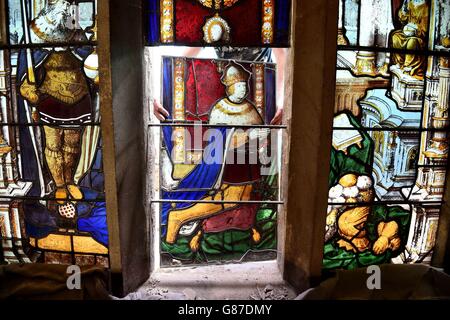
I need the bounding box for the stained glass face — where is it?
[324,0,450,271]
[0,1,107,267]
[158,56,280,266]
[145,0,291,46]
[7,0,96,45]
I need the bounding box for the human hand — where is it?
[153,99,170,121]
[270,106,283,125]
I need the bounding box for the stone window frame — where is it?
[97,0,450,297]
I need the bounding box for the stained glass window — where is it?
[144,0,292,46]
[324,0,450,271]
[0,0,108,267]
[153,56,282,266]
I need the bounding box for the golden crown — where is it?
[221,63,249,87]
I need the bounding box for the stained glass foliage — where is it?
[145,0,292,47]
[0,0,108,267]
[325,0,450,271]
[158,56,280,266]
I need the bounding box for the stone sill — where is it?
[123,260,296,300]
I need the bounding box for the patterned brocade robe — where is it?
[203,97,264,233]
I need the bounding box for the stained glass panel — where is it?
[336,51,426,129]
[338,0,431,50]
[7,0,96,45]
[0,0,106,266]
[324,203,412,270]
[158,56,281,266]
[145,0,292,47]
[325,0,450,271]
[432,1,450,51]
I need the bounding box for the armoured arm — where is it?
[19,53,46,106]
[20,79,40,105]
[337,206,370,238]
[373,220,401,254]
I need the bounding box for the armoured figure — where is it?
[19,0,97,204]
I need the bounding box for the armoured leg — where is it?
[62,129,83,200]
[43,126,66,202]
[165,184,253,244]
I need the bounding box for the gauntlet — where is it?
[20,78,41,105]
[373,220,401,255]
